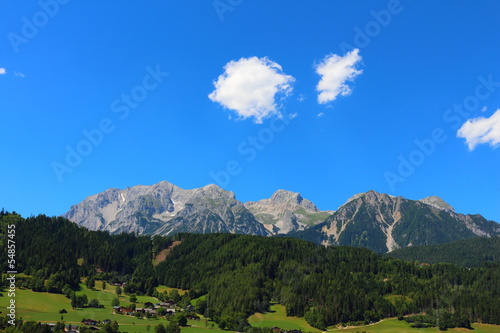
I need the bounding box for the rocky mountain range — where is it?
[63,181,269,236]
[63,181,500,253]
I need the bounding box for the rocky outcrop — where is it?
[244,190,333,234]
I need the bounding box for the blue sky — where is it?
[1,1,499,222]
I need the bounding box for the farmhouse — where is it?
[159,300,177,307]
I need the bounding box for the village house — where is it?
[114,306,134,315]
[158,300,177,308]
[82,319,98,326]
[64,324,80,333]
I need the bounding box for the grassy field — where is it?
[0,285,226,333]
[155,285,187,295]
[327,318,500,332]
[249,304,321,333]
[190,294,206,306]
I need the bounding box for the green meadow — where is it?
[248,304,321,333]
[327,318,500,333]
[0,285,224,333]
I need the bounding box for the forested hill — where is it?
[2,211,500,330]
[388,236,500,267]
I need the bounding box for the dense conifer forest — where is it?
[388,236,500,267]
[2,211,500,331]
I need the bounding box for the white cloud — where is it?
[457,109,500,150]
[0,68,6,75]
[208,57,295,123]
[15,72,25,78]
[315,49,363,104]
[317,112,324,117]
[481,106,488,112]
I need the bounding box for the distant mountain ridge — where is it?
[63,181,500,253]
[291,190,500,253]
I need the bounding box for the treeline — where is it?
[2,212,500,330]
[388,236,500,267]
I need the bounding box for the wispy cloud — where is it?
[0,68,6,75]
[15,72,25,78]
[457,109,500,150]
[315,49,363,104]
[208,57,295,124]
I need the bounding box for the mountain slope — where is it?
[291,190,500,253]
[63,181,269,236]
[244,189,333,234]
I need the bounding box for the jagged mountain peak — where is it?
[419,196,455,212]
[196,184,236,200]
[295,190,499,253]
[343,190,397,207]
[270,189,302,204]
[244,190,330,235]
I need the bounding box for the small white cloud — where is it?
[457,109,500,150]
[208,56,295,123]
[317,112,324,117]
[14,72,25,78]
[315,49,363,104]
[481,106,488,112]
[297,94,305,102]
[0,68,6,75]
